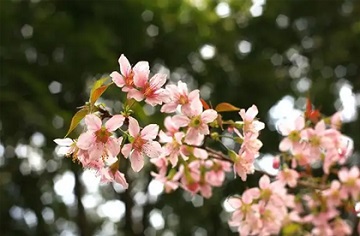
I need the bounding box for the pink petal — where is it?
[178,81,189,95]
[119,54,131,76]
[161,102,178,113]
[172,115,190,127]
[106,137,121,157]
[295,116,305,130]
[141,124,159,140]
[105,115,125,131]
[121,143,132,158]
[143,141,162,158]
[110,71,125,88]
[279,138,292,152]
[77,132,96,150]
[246,105,258,120]
[188,90,200,102]
[201,109,217,123]
[130,150,144,172]
[185,128,204,145]
[133,61,150,88]
[127,89,144,101]
[114,170,129,189]
[193,148,208,159]
[259,175,270,189]
[186,98,202,117]
[128,117,140,137]
[228,197,242,209]
[88,143,104,160]
[149,73,167,89]
[85,114,102,131]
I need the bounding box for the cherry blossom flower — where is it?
[159,130,185,167]
[121,117,161,172]
[77,114,125,160]
[338,166,360,200]
[128,73,168,106]
[161,81,201,114]
[172,101,217,145]
[278,116,305,152]
[110,54,150,92]
[321,180,347,207]
[239,105,265,135]
[100,166,128,189]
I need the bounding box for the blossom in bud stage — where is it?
[128,73,168,106]
[110,54,150,92]
[121,117,161,172]
[77,114,125,160]
[272,155,280,169]
[173,99,217,145]
[161,81,201,114]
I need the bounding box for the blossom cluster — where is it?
[54,54,264,193]
[54,54,359,235]
[228,110,359,235]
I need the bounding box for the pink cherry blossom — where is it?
[128,73,168,106]
[100,167,129,189]
[172,101,217,145]
[110,54,150,92]
[239,105,265,135]
[161,81,201,114]
[205,160,231,187]
[77,114,125,160]
[159,130,185,167]
[338,166,360,200]
[321,180,347,207]
[121,117,161,172]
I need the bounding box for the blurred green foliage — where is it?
[0,0,359,235]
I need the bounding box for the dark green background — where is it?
[1,0,359,235]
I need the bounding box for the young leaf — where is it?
[90,84,111,105]
[200,98,210,110]
[89,77,111,105]
[65,106,89,137]
[215,102,240,112]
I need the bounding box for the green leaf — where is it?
[65,106,89,137]
[89,77,111,105]
[215,102,240,112]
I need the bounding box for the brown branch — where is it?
[205,147,233,163]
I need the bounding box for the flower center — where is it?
[179,95,188,105]
[288,130,301,142]
[143,83,155,97]
[95,127,110,143]
[190,116,202,128]
[133,136,145,151]
[125,71,134,87]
